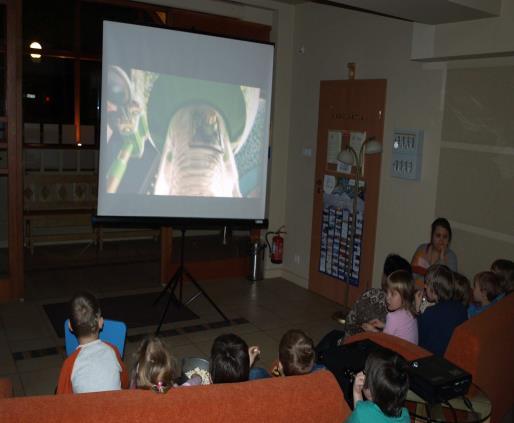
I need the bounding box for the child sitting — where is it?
[57,291,128,394]
[348,349,410,422]
[343,254,413,341]
[468,271,503,318]
[491,259,514,295]
[453,272,472,307]
[131,336,200,392]
[362,270,418,345]
[276,329,323,376]
[210,333,264,383]
[415,264,467,356]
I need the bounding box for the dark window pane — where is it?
[0,148,6,170]
[24,149,41,171]
[0,3,5,116]
[0,53,4,116]
[80,61,101,144]
[0,122,5,142]
[0,4,5,48]
[80,2,160,56]
[0,175,7,277]
[23,56,74,135]
[23,0,75,52]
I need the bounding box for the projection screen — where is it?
[97,21,274,223]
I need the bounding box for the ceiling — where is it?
[275,0,501,24]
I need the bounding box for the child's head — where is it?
[69,291,103,341]
[133,336,176,392]
[210,334,249,384]
[490,259,514,294]
[384,270,415,315]
[473,271,501,305]
[424,264,454,303]
[381,254,412,290]
[363,349,409,418]
[278,329,315,376]
[452,272,472,307]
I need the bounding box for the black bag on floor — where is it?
[317,339,394,408]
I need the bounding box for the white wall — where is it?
[282,3,447,289]
[435,58,514,277]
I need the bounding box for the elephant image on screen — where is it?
[105,66,265,199]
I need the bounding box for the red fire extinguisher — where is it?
[266,226,286,264]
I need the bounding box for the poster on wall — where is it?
[319,176,365,286]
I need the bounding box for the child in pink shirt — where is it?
[363,270,418,344]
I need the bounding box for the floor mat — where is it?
[43,292,199,338]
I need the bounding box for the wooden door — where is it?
[309,79,386,308]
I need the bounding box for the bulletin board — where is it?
[319,176,364,286]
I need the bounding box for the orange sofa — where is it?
[345,292,514,423]
[0,370,349,423]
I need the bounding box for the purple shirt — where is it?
[384,309,418,345]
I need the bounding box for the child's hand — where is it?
[368,318,385,329]
[248,346,260,367]
[352,371,366,406]
[361,322,379,332]
[415,290,424,313]
[440,245,446,261]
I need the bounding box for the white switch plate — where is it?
[391,129,423,181]
[302,147,312,157]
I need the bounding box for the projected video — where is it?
[105,66,266,199]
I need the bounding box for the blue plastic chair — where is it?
[64,318,127,358]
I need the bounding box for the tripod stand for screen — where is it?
[153,228,228,335]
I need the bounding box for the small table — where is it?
[406,384,492,422]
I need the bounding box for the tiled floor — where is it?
[0,244,346,396]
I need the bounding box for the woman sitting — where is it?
[411,218,458,284]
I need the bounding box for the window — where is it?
[22,0,167,151]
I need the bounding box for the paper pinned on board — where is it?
[323,174,336,193]
[326,131,342,164]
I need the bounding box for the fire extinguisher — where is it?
[266,226,286,264]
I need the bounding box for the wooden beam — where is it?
[4,0,24,299]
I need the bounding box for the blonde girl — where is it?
[131,336,176,393]
[362,270,418,344]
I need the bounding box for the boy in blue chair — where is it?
[57,291,128,394]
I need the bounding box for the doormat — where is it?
[43,292,199,338]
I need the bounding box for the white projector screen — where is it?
[97,21,274,223]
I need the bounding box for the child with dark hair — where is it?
[57,291,128,394]
[415,264,467,356]
[453,272,472,307]
[348,350,410,422]
[491,259,514,295]
[210,334,263,383]
[468,271,503,318]
[277,330,323,376]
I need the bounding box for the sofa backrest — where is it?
[0,370,349,423]
[445,293,514,422]
[344,331,432,361]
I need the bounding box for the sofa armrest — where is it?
[0,378,13,399]
[444,294,514,422]
[344,332,432,361]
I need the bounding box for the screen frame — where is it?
[96,20,275,229]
